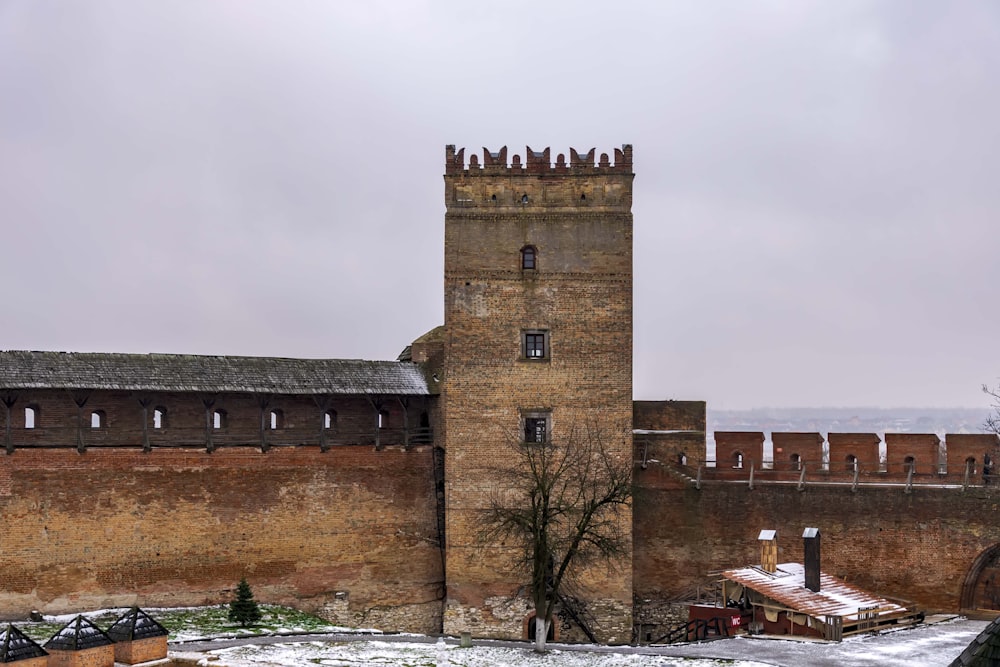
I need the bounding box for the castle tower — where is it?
[440,145,635,642]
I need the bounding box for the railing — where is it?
[669,458,995,489]
[652,616,730,644]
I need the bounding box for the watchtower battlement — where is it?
[444,145,633,211]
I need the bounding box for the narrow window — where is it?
[520,245,537,270]
[965,456,977,475]
[733,451,744,469]
[90,410,106,429]
[324,409,337,430]
[903,456,915,474]
[522,329,549,360]
[790,453,801,471]
[677,452,688,466]
[378,410,390,428]
[520,193,529,204]
[153,407,167,429]
[213,409,228,430]
[269,409,284,430]
[846,454,858,472]
[24,405,38,429]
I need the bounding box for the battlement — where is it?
[445,144,633,175]
[444,145,633,211]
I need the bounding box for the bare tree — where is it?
[985,383,1000,435]
[479,419,632,652]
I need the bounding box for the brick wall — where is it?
[113,636,167,664]
[633,475,1000,623]
[0,446,443,631]
[45,645,114,667]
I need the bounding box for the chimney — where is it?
[803,527,821,592]
[758,529,777,573]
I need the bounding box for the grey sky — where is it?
[1,1,998,410]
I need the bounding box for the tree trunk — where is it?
[534,614,548,652]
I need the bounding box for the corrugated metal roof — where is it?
[722,562,906,620]
[106,607,169,642]
[0,351,429,396]
[43,616,113,651]
[0,625,47,662]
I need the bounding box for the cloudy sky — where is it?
[1,1,997,410]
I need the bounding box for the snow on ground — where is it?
[210,639,770,666]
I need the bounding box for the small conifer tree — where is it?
[228,577,262,627]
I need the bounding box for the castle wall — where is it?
[633,478,1000,617]
[0,446,443,631]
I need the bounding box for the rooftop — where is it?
[0,350,430,396]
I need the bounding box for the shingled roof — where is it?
[949,614,1000,667]
[0,625,47,662]
[106,607,169,642]
[42,616,113,651]
[0,351,429,396]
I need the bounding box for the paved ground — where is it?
[171,616,986,667]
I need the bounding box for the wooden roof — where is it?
[0,351,429,396]
[722,562,906,620]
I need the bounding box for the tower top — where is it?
[445,145,632,175]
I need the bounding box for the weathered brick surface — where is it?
[714,432,764,469]
[771,432,823,471]
[885,433,941,475]
[828,433,881,472]
[633,476,1000,616]
[440,146,635,642]
[0,446,443,631]
[45,645,114,667]
[114,636,167,664]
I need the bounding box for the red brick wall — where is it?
[113,636,167,664]
[633,478,1000,616]
[885,433,941,475]
[45,645,114,667]
[714,432,764,469]
[0,447,443,631]
[771,433,823,471]
[828,433,881,472]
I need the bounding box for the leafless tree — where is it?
[479,419,632,652]
[985,383,1000,435]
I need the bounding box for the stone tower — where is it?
[440,145,635,642]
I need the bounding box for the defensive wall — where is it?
[633,427,1000,639]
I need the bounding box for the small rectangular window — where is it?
[522,410,551,444]
[524,418,547,443]
[521,329,549,361]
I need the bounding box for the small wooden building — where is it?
[105,607,169,664]
[0,625,47,667]
[43,616,114,667]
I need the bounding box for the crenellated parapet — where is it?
[445,144,632,175]
[444,144,634,211]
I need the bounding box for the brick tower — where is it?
[440,145,635,642]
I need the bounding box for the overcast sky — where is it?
[1,1,998,410]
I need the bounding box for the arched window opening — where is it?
[90,410,106,429]
[491,193,497,201]
[24,405,38,429]
[677,452,688,466]
[520,245,537,271]
[526,614,555,642]
[269,409,285,430]
[213,409,228,430]
[153,407,167,429]
[520,193,529,204]
[733,451,744,469]
[378,410,390,429]
[324,409,337,430]
[790,453,801,471]
[580,193,586,200]
[846,454,858,472]
[904,456,916,474]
